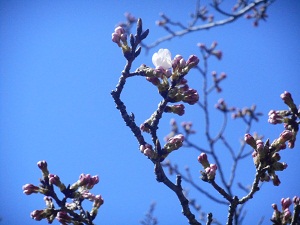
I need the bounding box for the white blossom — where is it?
[152,49,172,70]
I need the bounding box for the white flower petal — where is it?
[152,48,172,70]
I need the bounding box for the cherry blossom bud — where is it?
[120,33,127,43]
[37,161,49,177]
[279,130,294,144]
[198,153,210,169]
[280,91,295,109]
[197,43,206,50]
[114,26,125,35]
[112,33,121,45]
[268,110,284,124]
[272,174,281,186]
[44,196,53,208]
[186,55,199,69]
[22,184,40,195]
[271,204,280,221]
[172,55,183,70]
[48,174,66,191]
[164,134,184,152]
[210,41,217,49]
[140,144,155,158]
[31,210,46,221]
[283,208,292,222]
[244,133,256,149]
[293,196,300,205]
[212,50,222,60]
[205,164,217,180]
[166,104,185,116]
[86,175,99,189]
[93,195,104,208]
[146,77,160,86]
[281,197,292,210]
[183,89,199,105]
[56,211,72,224]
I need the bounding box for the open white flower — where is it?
[152,49,172,70]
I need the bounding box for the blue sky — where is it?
[1,1,300,225]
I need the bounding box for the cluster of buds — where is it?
[191,5,214,22]
[112,26,129,53]
[164,119,196,143]
[271,196,300,224]
[140,143,157,159]
[136,49,199,108]
[231,104,262,121]
[268,91,299,149]
[211,71,226,93]
[160,134,185,161]
[181,121,196,135]
[244,131,295,186]
[245,5,268,26]
[164,104,185,116]
[112,18,149,60]
[215,98,235,113]
[139,135,185,162]
[22,161,104,224]
[197,41,222,60]
[198,153,218,181]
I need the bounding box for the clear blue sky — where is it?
[1,1,300,225]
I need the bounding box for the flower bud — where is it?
[22,184,40,195]
[56,211,72,224]
[183,88,199,105]
[281,197,292,210]
[31,210,46,221]
[280,91,296,110]
[186,55,199,70]
[37,161,49,178]
[198,153,210,169]
[48,174,66,191]
[244,133,256,149]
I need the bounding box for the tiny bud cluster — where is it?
[23,161,103,224]
[232,104,262,121]
[271,196,300,224]
[268,91,299,149]
[198,153,218,181]
[244,132,293,186]
[197,41,223,60]
[244,5,268,27]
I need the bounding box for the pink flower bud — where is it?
[186,55,199,69]
[31,210,46,221]
[48,174,61,186]
[198,153,210,169]
[279,130,294,144]
[56,211,72,223]
[171,104,185,116]
[281,197,292,210]
[37,160,48,171]
[272,174,281,186]
[112,33,121,44]
[244,133,256,149]
[268,110,284,124]
[293,196,300,205]
[114,26,125,35]
[183,89,199,105]
[22,184,40,195]
[93,195,104,208]
[212,50,222,60]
